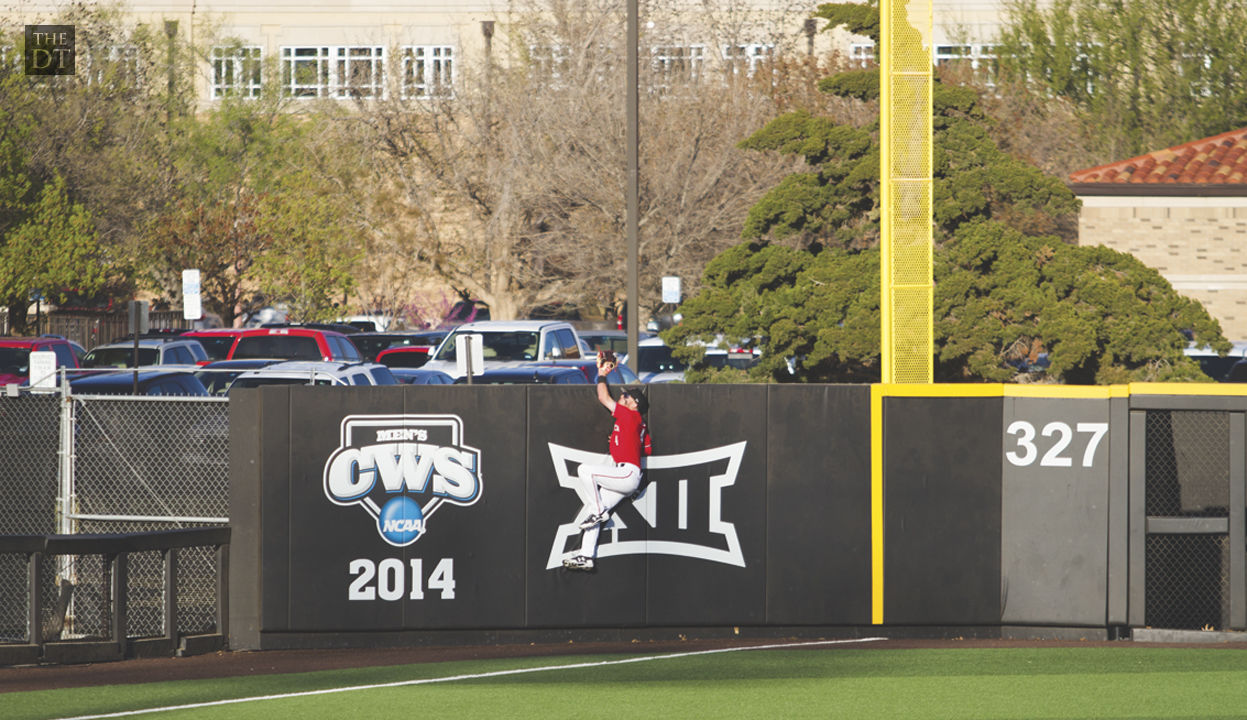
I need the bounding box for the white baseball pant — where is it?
[574,457,641,557]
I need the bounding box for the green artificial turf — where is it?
[7,647,1247,720]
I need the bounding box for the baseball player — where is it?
[563,351,650,571]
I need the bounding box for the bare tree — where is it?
[343,0,802,320]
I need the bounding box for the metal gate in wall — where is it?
[1131,401,1247,631]
[66,394,230,639]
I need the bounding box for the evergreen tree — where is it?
[667,1,1227,384]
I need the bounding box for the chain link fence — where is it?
[1143,410,1232,630]
[0,394,60,642]
[0,391,228,644]
[69,396,229,638]
[1144,410,1229,518]
[1145,533,1229,630]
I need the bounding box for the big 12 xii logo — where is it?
[546,441,746,568]
[323,415,482,546]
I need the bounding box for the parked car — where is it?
[69,369,211,396]
[41,334,87,365]
[351,330,449,362]
[725,348,762,371]
[338,314,394,332]
[628,336,690,383]
[111,329,189,341]
[1226,361,1247,382]
[81,338,210,369]
[1184,342,1247,382]
[227,361,398,390]
[182,328,251,361]
[530,359,641,384]
[0,336,84,386]
[224,327,362,363]
[423,320,586,379]
[577,329,655,355]
[262,321,363,335]
[626,336,733,383]
[453,366,590,384]
[390,368,455,385]
[376,346,436,368]
[193,359,283,396]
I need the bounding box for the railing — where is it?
[0,527,229,666]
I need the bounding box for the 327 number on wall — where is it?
[1005,421,1108,468]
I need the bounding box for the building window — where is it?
[335,46,384,98]
[847,43,877,68]
[973,45,999,85]
[211,46,262,98]
[529,44,570,80]
[935,44,972,72]
[850,42,997,83]
[935,45,998,85]
[401,46,454,99]
[652,44,705,85]
[281,46,384,99]
[723,43,773,77]
[850,43,876,67]
[282,46,330,97]
[83,44,140,87]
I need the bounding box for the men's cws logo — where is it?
[545,442,747,569]
[323,414,482,547]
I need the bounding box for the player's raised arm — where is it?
[596,351,617,411]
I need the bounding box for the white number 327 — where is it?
[1005,421,1108,468]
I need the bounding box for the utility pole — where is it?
[625,0,640,372]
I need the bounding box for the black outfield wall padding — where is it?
[765,385,872,625]
[234,382,1235,650]
[641,384,768,626]
[882,396,1002,625]
[525,385,648,628]
[231,383,878,648]
[255,386,529,633]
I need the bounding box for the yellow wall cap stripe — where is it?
[1128,382,1247,396]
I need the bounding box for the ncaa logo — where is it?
[323,414,482,547]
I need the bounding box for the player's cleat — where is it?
[562,555,595,571]
[578,512,610,530]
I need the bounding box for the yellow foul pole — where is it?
[875,0,933,626]
[879,0,933,384]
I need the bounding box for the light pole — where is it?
[625,0,640,372]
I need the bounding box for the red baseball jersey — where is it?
[609,404,645,466]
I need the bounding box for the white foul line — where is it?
[54,637,887,720]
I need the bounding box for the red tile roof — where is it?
[1068,127,1247,185]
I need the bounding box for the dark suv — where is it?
[0,336,83,386]
[226,327,362,362]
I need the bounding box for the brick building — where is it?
[1069,128,1247,339]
